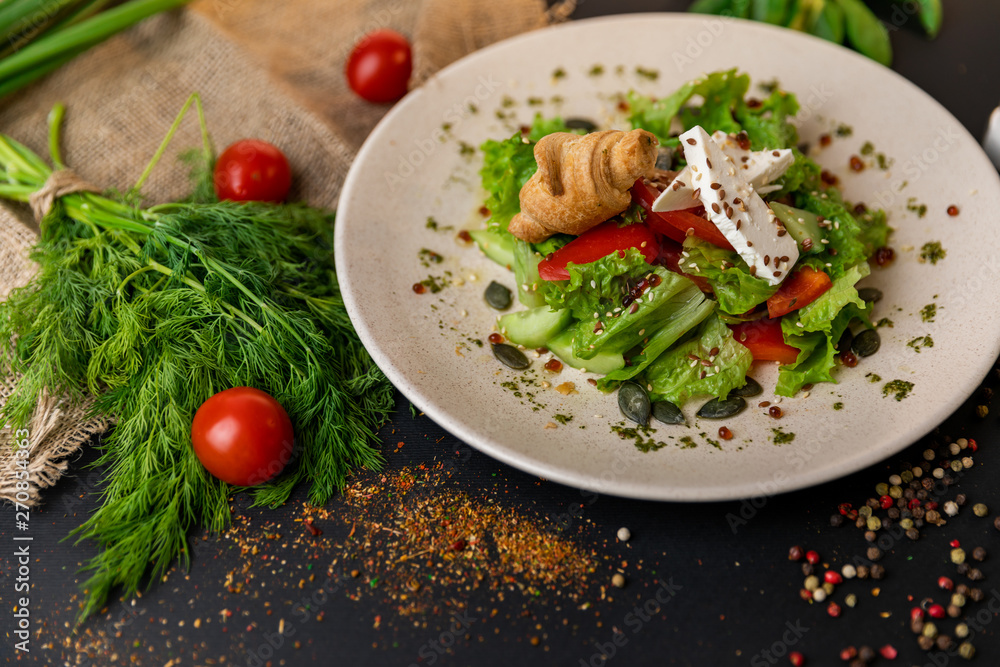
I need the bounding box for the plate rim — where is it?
[336,13,1000,501]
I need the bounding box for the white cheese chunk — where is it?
[652,131,793,213]
[675,126,799,286]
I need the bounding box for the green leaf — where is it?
[810,0,845,43]
[752,0,793,24]
[689,0,736,14]
[680,238,780,315]
[597,287,715,389]
[835,0,892,66]
[915,0,943,37]
[645,312,753,405]
[775,263,870,396]
[627,69,748,143]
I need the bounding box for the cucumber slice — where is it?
[498,306,572,349]
[770,202,823,254]
[469,229,515,269]
[546,329,625,375]
[513,239,548,308]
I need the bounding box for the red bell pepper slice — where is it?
[631,179,735,251]
[729,317,800,365]
[766,266,833,319]
[537,220,660,281]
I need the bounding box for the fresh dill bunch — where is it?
[0,96,393,621]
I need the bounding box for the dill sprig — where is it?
[0,95,393,621]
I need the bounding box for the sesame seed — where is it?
[686,138,696,145]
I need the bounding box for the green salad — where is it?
[470,69,891,422]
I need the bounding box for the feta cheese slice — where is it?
[652,132,793,213]
[675,126,799,286]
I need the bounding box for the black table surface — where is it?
[4,2,1000,666]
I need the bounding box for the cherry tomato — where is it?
[191,387,294,486]
[213,139,292,203]
[537,220,660,281]
[729,318,800,365]
[345,29,412,103]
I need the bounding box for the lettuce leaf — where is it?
[775,262,871,396]
[680,237,779,315]
[544,249,697,359]
[645,312,753,405]
[627,69,749,143]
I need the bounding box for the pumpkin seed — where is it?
[697,396,747,420]
[565,117,598,133]
[484,281,512,310]
[730,377,763,398]
[655,147,673,171]
[618,382,651,426]
[837,326,854,352]
[492,343,530,369]
[852,329,881,357]
[857,287,883,303]
[651,400,685,425]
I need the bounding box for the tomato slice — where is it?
[537,220,659,281]
[729,317,800,365]
[657,238,712,292]
[631,179,735,251]
[766,266,833,319]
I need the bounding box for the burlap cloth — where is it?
[0,0,575,507]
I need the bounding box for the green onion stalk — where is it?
[0,0,191,99]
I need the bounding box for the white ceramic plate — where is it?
[336,14,1000,501]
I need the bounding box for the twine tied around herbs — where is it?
[28,169,100,222]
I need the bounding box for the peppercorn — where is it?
[830,514,844,527]
[855,517,866,529]
[789,651,805,667]
[864,530,877,542]
[956,584,970,596]
[858,646,875,662]
[944,501,959,517]
[869,564,885,579]
[958,642,975,659]
[976,404,988,418]
[947,604,961,618]
[887,507,900,519]
[951,593,966,607]
[928,603,945,619]
[839,647,857,661]
[906,528,920,540]
[917,636,934,651]
[995,516,1000,531]
[866,516,882,531]
[923,622,938,638]
[812,588,827,602]
[845,593,857,608]
[955,493,967,506]
[827,602,841,617]
[955,623,969,639]
[841,564,857,579]
[973,503,989,517]
[936,635,953,651]
[957,562,970,575]
[968,588,985,602]
[938,576,954,590]
[879,645,898,660]
[971,546,986,562]
[788,545,804,561]
[966,568,984,581]
[611,573,626,588]
[804,575,820,591]
[951,548,967,564]
[856,565,869,579]
[866,546,882,562]
[801,563,815,576]
[805,550,820,565]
